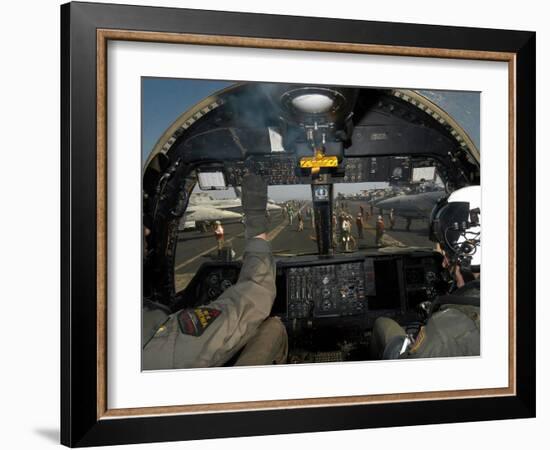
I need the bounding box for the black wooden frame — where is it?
[61,1,536,447]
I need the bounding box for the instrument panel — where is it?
[215,155,414,186]
[175,263,241,309]
[287,261,372,319]
[280,252,443,321]
[403,253,444,309]
[178,252,444,321]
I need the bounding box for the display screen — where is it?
[313,185,330,201]
[412,166,436,182]
[198,171,227,190]
[370,259,401,310]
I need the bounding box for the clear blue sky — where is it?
[141,79,480,164]
[142,78,233,161]
[419,90,480,149]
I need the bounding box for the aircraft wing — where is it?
[376,191,445,219]
[186,206,243,222]
[267,201,282,211]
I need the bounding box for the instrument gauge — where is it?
[207,288,220,299]
[207,273,220,285]
[220,279,233,291]
[425,271,436,283]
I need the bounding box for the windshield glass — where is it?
[173,180,443,292]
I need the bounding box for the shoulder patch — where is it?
[177,307,222,337]
[409,326,426,354]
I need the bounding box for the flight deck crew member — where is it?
[213,220,225,251]
[331,213,338,248]
[341,216,352,251]
[369,185,481,360]
[389,208,395,230]
[287,205,294,226]
[297,211,304,232]
[142,174,288,369]
[337,212,345,238]
[375,215,385,247]
[355,212,364,239]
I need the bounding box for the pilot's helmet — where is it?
[430,185,481,271]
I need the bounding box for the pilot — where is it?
[369,185,481,360]
[142,174,288,369]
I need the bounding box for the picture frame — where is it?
[60,1,536,447]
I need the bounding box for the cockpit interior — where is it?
[142,82,480,364]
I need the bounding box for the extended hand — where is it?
[241,173,268,239]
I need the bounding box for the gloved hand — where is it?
[241,173,268,239]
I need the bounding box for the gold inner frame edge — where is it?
[95,29,517,419]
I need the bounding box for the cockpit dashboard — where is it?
[175,250,445,325]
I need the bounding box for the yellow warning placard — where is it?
[300,155,339,168]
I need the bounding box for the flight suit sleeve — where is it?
[142,238,276,370]
[142,306,169,347]
[405,305,480,359]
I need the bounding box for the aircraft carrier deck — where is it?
[174,201,433,292]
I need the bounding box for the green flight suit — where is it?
[370,281,480,359]
[404,303,480,358]
[142,238,287,369]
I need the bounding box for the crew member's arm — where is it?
[142,174,273,369]
[142,236,275,369]
[142,300,170,346]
